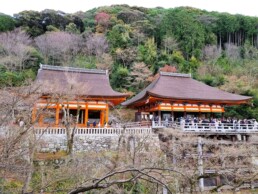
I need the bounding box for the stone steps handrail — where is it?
[35,127,152,136]
[122,121,152,128]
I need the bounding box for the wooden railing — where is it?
[34,127,153,136]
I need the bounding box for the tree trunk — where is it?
[228,33,231,45]
[239,31,242,46]
[256,34,258,48]
[67,128,75,155]
[198,137,204,192]
[22,167,33,194]
[235,32,237,46]
[21,132,36,194]
[67,139,73,155]
[237,31,241,46]
[243,32,245,45]
[219,33,222,51]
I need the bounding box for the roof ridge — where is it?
[40,64,107,75]
[160,71,191,78]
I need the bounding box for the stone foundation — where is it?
[36,133,160,153]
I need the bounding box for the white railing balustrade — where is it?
[152,121,178,128]
[152,121,258,133]
[33,121,258,136]
[34,127,152,136]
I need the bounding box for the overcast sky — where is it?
[1,0,258,17]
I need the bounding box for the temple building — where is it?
[122,71,252,122]
[33,64,128,127]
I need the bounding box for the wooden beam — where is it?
[129,95,251,108]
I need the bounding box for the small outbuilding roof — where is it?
[122,71,252,106]
[36,64,128,98]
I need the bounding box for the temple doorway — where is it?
[88,110,101,125]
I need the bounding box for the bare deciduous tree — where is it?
[115,47,138,67]
[35,31,82,65]
[202,45,221,63]
[159,129,258,193]
[0,28,32,71]
[85,34,109,57]
[0,84,43,194]
[225,43,241,61]
[129,62,153,91]
[162,36,179,54]
[96,53,114,72]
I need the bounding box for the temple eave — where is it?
[126,94,251,109]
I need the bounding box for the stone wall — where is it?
[36,133,160,153]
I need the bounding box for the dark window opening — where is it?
[69,109,85,124]
[88,110,100,124]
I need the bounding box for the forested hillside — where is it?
[0,5,257,119]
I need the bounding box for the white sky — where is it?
[1,0,258,17]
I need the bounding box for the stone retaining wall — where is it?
[37,133,160,153]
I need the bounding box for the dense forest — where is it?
[0,5,257,119]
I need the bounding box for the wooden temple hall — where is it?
[33,64,128,127]
[122,71,252,122]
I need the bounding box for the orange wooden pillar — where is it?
[55,103,59,126]
[85,103,88,127]
[105,104,109,125]
[39,114,43,126]
[183,103,187,117]
[198,104,201,118]
[32,105,37,123]
[100,111,104,127]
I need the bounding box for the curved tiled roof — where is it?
[36,64,128,98]
[122,72,252,106]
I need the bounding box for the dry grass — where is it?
[34,150,67,160]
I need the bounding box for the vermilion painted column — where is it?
[100,111,105,127]
[85,103,88,126]
[183,103,186,118]
[105,104,109,125]
[32,105,36,123]
[55,103,59,126]
[158,104,161,126]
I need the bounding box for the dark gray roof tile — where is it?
[122,72,251,106]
